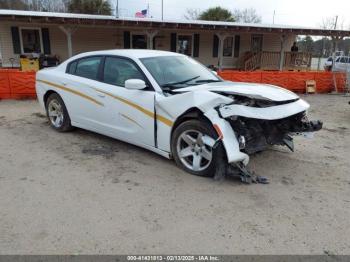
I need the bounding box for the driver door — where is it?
[95,56,155,147]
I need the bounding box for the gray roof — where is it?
[0,9,348,36]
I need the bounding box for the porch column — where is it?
[144,30,159,50]
[215,32,229,71]
[279,35,287,71]
[59,26,78,58]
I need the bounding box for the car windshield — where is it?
[140,56,221,90]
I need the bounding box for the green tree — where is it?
[297,36,315,54]
[68,0,112,15]
[198,6,235,22]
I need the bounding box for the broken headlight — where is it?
[226,95,299,108]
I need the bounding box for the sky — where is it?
[111,0,350,29]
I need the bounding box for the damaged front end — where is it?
[157,82,323,184]
[217,95,323,155]
[212,95,323,183]
[227,112,323,154]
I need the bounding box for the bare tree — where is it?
[27,0,67,12]
[320,16,347,56]
[233,8,261,23]
[184,8,200,20]
[0,0,67,12]
[321,16,345,30]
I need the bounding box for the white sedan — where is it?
[36,50,322,183]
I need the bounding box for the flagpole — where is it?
[147,2,150,18]
[161,0,164,20]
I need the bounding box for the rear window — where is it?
[75,56,102,80]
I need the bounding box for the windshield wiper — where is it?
[195,79,221,83]
[161,75,200,89]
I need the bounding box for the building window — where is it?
[251,34,263,53]
[223,37,233,57]
[178,35,192,56]
[20,28,42,53]
[132,34,147,49]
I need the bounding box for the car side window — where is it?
[75,56,102,81]
[339,57,347,63]
[67,61,77,74]
[103,57,145,87]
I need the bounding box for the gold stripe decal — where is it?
[37,79,103,106]
[157,115,173,127]
[95,89,173,127]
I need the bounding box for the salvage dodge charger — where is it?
[36,50,322,183]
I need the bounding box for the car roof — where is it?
[71,49,184,60]
[57,49,187,71]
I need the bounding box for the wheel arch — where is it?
[43,90,59,106]
[43,90,73,123]
[170,108,223,159]
[171,107,211,139]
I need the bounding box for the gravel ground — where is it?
[0,94,349,255]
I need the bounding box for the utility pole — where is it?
[161,0,164,20]
[334,15,338,30]
[116,0,119,18]
[273,10,275,24]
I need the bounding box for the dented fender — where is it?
[156,91,233,119]
[204,109,249,165]
[156,91,249,165]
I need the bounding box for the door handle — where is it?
[97,93,106,98]
[61,82,67,86]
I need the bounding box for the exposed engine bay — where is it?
[228,112,323,155]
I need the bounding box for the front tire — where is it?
[45,93,73,132]
[171,119,226,177]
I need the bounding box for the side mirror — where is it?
[125,79,146,90]
[212,70,218,75]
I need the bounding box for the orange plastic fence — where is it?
[0,69,36,99]
[0,69,347,100]
[218,71,346,93]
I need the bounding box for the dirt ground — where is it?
[0,94,349,255]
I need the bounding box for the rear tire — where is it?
[45,93,73,132]
[171,119,226,177]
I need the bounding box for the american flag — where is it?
[135,9,147,18]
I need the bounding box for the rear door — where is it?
[58,56,108,130]
[94,56,155,147]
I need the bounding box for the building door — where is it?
[177,35,193,56]
[132,34,147,49]
[251,34,263,53]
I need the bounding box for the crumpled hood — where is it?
[172,81,299,102]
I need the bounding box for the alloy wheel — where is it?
[48,99,64,128]
[176,130,213,172]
